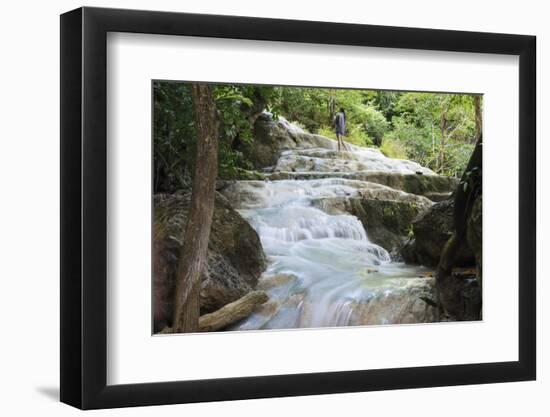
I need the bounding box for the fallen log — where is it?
[156,291,269,334]
[198,290,269,332]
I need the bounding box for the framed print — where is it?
[60,6,536,409]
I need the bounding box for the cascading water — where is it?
[223,125,438,330]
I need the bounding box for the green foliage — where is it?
[153,82,277,190]
[439,142,476,177]
[218,141,252,180]
[153,81,196,192]
[154,81,480,191]
[382,206,395,218]
[383,117,434,166]
[270,87,330,132]
[380,137,408,160]
[382,92,478,176]
[213,84,278,145]
[317,126,338,140]
[364,90,404,121]
[273,87,387,148]
[327,90,388,146]
[356,106,389,146]
[318,125,374,148]
[213,86,254,143]
[346,125,375,148]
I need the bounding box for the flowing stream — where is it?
[224,127,438,330]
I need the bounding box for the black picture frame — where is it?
[60,6,536,410]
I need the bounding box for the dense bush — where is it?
[383,92,478,176]
[153,82,196,192]
[355,105,389,146]
[380,137,408,160]
[318,125,374,148]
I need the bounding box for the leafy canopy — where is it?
[153,81,481,191]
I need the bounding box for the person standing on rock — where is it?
[334,107,346,151]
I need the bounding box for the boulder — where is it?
[290,278,438,327]
[346,278,439,325]
[274,146,435,175]
[345,197,431,254]
[239,112,459,198]
[240,113,336,169]
[266,170,458,197]
[401,199,475,266]
[221,176,433,255]
[354,171,458,196]
[308,184,433,253]
[424,191,453,202]
[153,191,267,332]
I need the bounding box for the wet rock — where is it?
[345,197,431,254]
[222,177,433,212]
[241,113,445,179]
[217,114,472,329]
[436,274,481,322]
[266,170,458,197]
[424,191,453,202]
[222,177,432,255]
[239,112,458,197]
[349,170,458,196]
[347,278,439,325]
[257,273,298,291]
[240,113,336,169]
[153,191,267,332]
[292,278,438,327]
[275,147,434,175]
[306,183,433,254]
[401,199,475,267]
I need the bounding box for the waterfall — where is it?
[223,136,437,330]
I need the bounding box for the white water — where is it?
[273,117,435,175]
[276,147,435,175]
[225,128,437,330]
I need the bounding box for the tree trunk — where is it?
[328,89,336,120]
[438,110,447,172]
[436,136,482,321]
[172,84,220,333]
[473,95,482,144]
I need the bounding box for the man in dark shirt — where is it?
[334,107,346,151]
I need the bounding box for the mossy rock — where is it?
[239,113,337,169]
[357,171,459,196]
[346,197,429,254]
[401,199,475,267]
[266,171,459,197]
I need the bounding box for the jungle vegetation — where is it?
[153,81,482,192]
